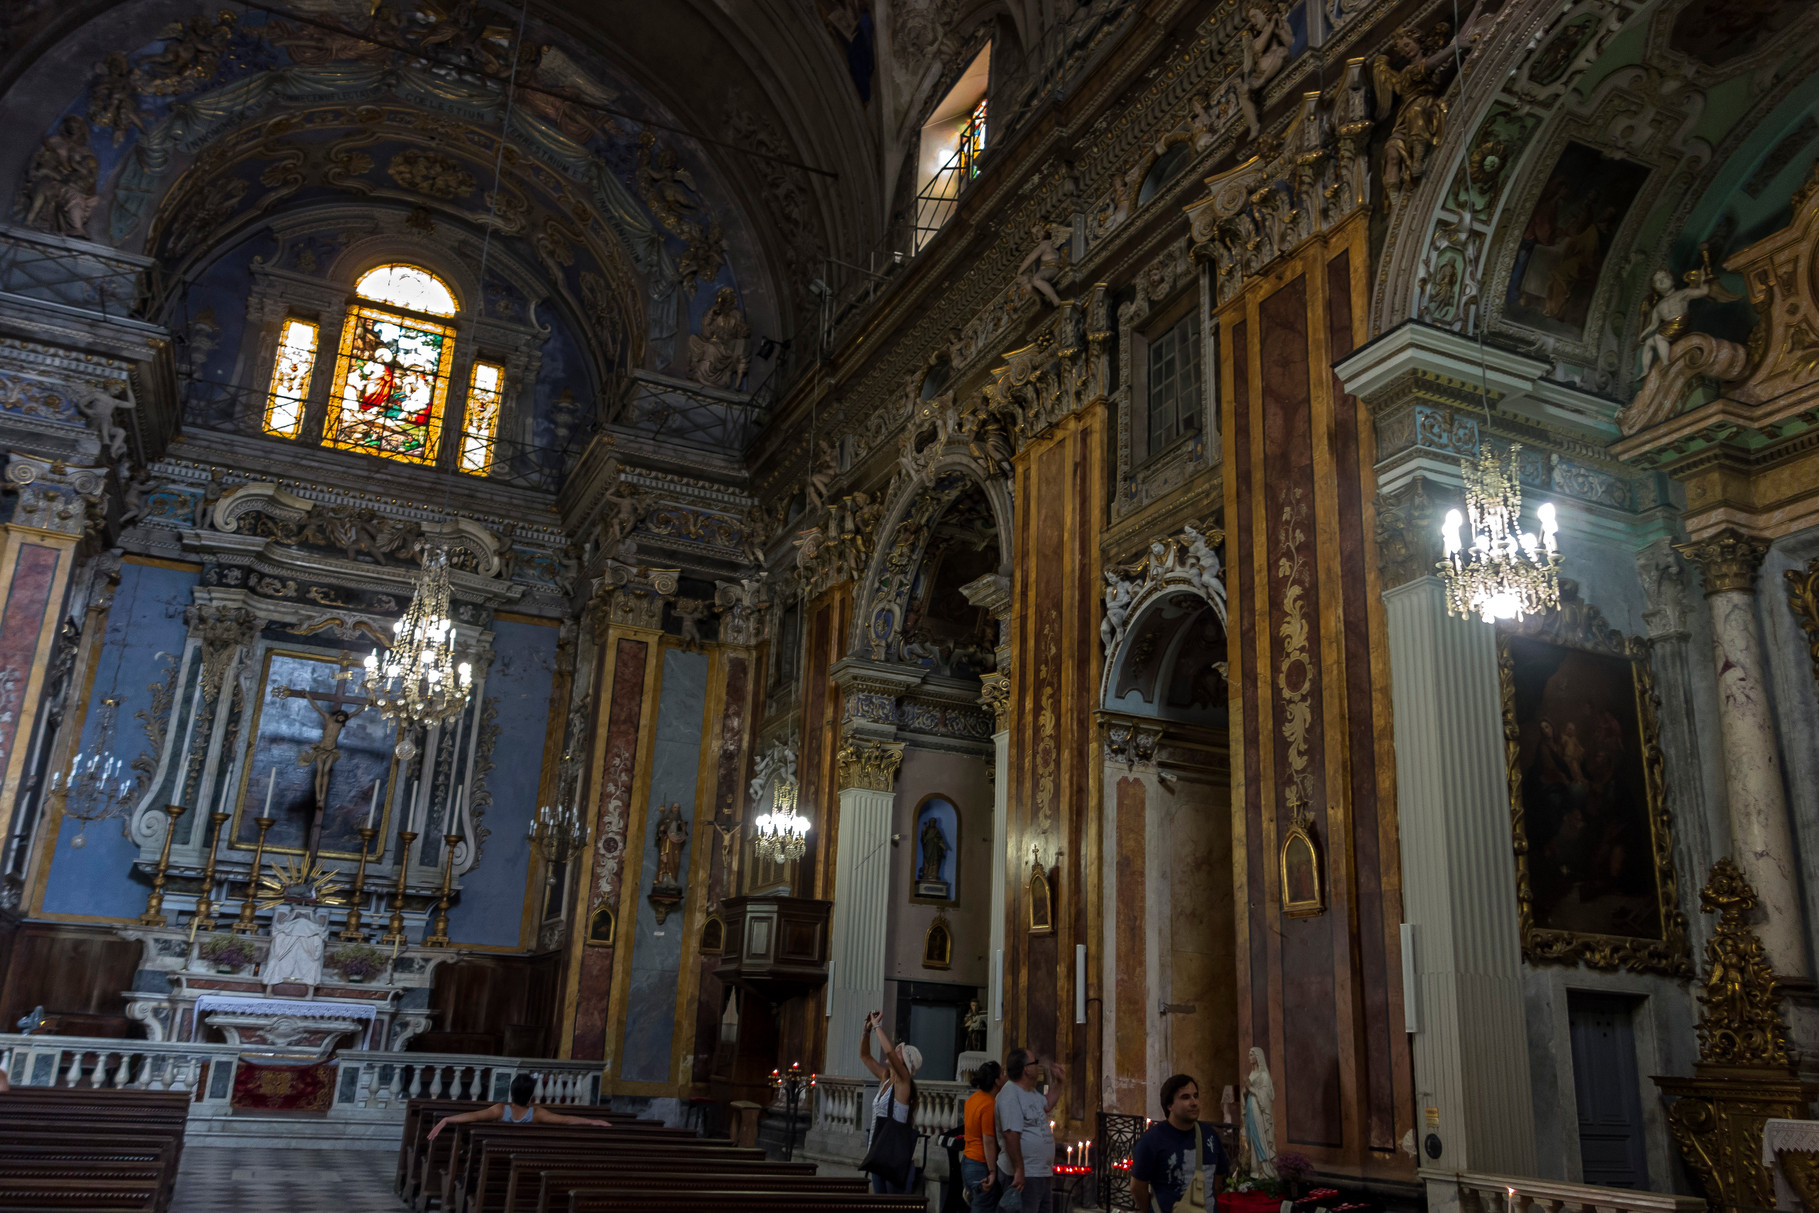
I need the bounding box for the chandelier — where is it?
[363,547,472,758]
[50,696,137,849]
[753,777,810,864]
[1440,441,1562,623]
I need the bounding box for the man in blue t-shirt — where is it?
[1130,1073,1230,1213]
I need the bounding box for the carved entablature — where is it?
[1186,74,1371,305]
[1613,171,1819,540]
[1099,521,1226,671]
[984,289,1110,451]
[213,482,506,578]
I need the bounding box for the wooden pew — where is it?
[528,1171,861,1213]
[398,1102,641,1208]
[445,1129,719,1213]
[510,1159,819,1213]
[566,1193,927,1213]
[0,1089,188,1213]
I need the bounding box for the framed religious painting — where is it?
[1279,816,1324,918]
[1497,587,1690,975]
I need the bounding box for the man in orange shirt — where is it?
[962,1060,1005,1210]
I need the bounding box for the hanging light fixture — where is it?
[1440,440,1562,623]
[753,774,810,864]
[529,752,589,873]
[51,696,138,849]
[362,546,472,758]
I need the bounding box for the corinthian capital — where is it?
[836,739,903,792]
[1675,529,1769,597]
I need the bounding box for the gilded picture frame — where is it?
[1279,820,1324,918]
[1497,587,1690,976]
[1028,845,1054,935]
[923,913,953,970]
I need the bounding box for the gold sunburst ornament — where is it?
[1440,441,1562,622]
[256,857,349,910]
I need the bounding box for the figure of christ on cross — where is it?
[274,680,371,863]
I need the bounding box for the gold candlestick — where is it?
[379,830,418,946]
[424,832,460,947]
[233,815,275,935]
[339,826,379,941]
[192,810,231,932]
[139,804,185,927]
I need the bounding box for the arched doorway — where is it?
[1098,536,1235,1117]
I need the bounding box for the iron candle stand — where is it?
[768,1061,816,1161]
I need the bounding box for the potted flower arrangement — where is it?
[198,934,255,975]
[326,943,386,984]
[1275,1153,1314,1200]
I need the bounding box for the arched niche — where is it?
[1103,590,1228,727]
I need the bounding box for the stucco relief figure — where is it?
[1239,3,1294,141]
[263,906,328,991]
[1243,1046,1278,1179]
[653,802,688,888]
[600,482,648,556]
[88,52,146,145]
[299,699,366,809]
[81,389,132,459]
[805,439,840,512]
[1370,8,1487,203]
[1187,93,1221,153]
[1101,569,1136,660]
[1016,222,1070,308]
[688,287,751,389]
[1637,250,1739,379]
[21,116,100,238]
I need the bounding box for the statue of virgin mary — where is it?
[1243,1046,1278,1179]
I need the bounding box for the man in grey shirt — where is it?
[995,1047,1065,1213]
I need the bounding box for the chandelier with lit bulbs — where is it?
[753,776,810,864]
[363,547,472,757]
[1440,440,1562,623]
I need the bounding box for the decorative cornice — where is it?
[1675,528,1768,597]
[836,740,903,793]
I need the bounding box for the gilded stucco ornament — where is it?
[1787,560,1819,689]
[1676,529,1767,598]
[1368,6,1492,205]
[836,739,903,793]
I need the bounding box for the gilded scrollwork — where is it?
[1783,558,1819,687]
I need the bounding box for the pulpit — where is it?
[714,896,831,1003]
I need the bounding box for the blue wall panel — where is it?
[618,647,708,1083]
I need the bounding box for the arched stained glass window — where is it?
[322,264,460,465]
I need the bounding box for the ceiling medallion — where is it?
[362,546,472,758]
[1440,441,1562,623]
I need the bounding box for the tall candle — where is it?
[263,767,276,816]
[450,788,465,839]
[409,780,421,834]
[366,780,380,829]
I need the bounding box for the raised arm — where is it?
[857,1009,889,1082]
[425,1103,503,1140]
[873,1013,915,1095]
[530,1107,611,1128]
[1042,1059,1065,1113]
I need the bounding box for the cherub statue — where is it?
[1637,248,1739,378]
[1187,93,1221,153]
[1016,222,1071,308]
[1100,569,1136,659]
[673,598,711,650]
[1239,3,1295,141]
[21,116,100,238]
[1370,7,1488,201]
[87,52,146,145]
[805,439,840,513]
[116,462,155,527]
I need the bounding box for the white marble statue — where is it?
[1243,1045,1278,1179]
[263,905,328,991]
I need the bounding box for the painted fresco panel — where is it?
[1113,776,1146,1114]
[1504,142,1649,335]
[0,544,60,775]
[619,646,709,1083]
[42,561,195,918]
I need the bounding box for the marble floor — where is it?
[173,1146,407,1212]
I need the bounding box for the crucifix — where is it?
[272,663,371,866]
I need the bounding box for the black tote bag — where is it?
[859,1083,918,1188]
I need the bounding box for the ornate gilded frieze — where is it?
[835,739,903,793]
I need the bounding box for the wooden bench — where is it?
[446,1130,718,1213]
[512,1159,819,1213]
[398,1102,638,1208]
[0,1089,188,1213]
[565,1193,927,1213]
[472,1144,770,1213]
[529,1171,861,1213]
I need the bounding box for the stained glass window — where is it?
[460,360,503,475]
[323,265,460,465]
[263,318,319,438]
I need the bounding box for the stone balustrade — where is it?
[1442,1171,1709,1213]
[332,1050,601,1110]
[0,1033,240,1101]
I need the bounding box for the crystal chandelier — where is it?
[50,696,137,849]
[363,547,472,758]
[753,777,810,864]
[1440,441,1562,623]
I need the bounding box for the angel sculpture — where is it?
[1637,247,1739,378]
[1017,222,1072,308]
[805,439,840,513]
[1238,4,1295,141]
[1369,7,1488,203]
[1100,569,1136,660]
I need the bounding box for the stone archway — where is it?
[1096,527,1236,1117]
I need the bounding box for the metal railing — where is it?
[0,225,158,321]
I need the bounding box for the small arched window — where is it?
[264,263,502,473]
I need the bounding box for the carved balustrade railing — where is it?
[810,1075,971,1143]
[1443,1171,1709,1213]
[0,1034,239,1101]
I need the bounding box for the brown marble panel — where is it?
[1260,276,1342,1148]
[1024,439,1067,1062]
[1114,776,1147,1113]
[572,637,649,1061]
[1327,251,1395,1151]
[0,544,60,772]
[1232,319,1270,1060]
[799,604,831,894]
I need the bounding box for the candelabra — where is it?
[139,804,185,927]
[232,815,275,934]
[768,1062,816,1162]
[379,830,418,946]
[51,697,138,849]
[529,798,589,875]
[753,777,810,864]
[339,826,379,941]
[362,547,473,759]
[424,832,460,947]
[191,810,231,932]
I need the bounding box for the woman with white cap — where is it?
[859,1008,923,1193]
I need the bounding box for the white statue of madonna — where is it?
[263,905,328,992]
[1243,1045,1278,1180]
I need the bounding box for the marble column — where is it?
[1382,573,1537,1180]
[822,740,901,1079]
[1677,529,1811,981]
